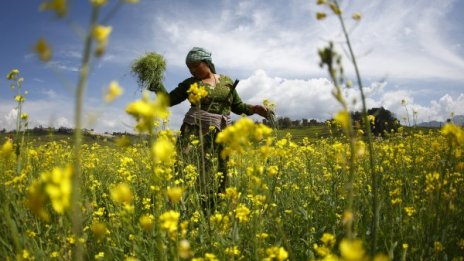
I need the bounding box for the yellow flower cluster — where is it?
[6,69,20,80]
[160,210,180,238]
[235,204,251,223]
[40,0,67,17]
[110,182,134,205]
[104,81,124,103]
[187,82,208,105]
[263,246,288,261]
[125,92,170,133]
[34,38,52,62]
[0,139,13,159]
[152,131,176,166]
[441,123,464,146]
[92,25,112,57]
[216,117,272,158]
[27,165,73,221]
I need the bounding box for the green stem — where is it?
[335,1,378,254]
[71,6,99,261]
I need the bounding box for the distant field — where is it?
[0,125,439,145]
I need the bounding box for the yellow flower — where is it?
[166,186,184,204]
[335,109,351,132]
[159,210,180,235]
[178,239,193,259]
[92,25,112,56]
[329,2,342,15]
[34,38,52,62]
[91,221,107,240]
[225,246,241,257]
[187,82,208,105]
[352,12,362,21]
[95,252,105,260]
[21,113,28,120]
[0,139,14,158]
[316,12,327,20]
[339,239,365,261]
[367,114,375,124]
[235,204,251,223]
[264,246,288,261]
[139,214,155,231]
[404,206,416,217]
[92,25,112,44]
[7,69,20,80]
[104,81,124,103]
[40,0,68,17]
[321,233,336,248]
[316,0,327,5]
[152,134,176,165]
[125,92,170,133]
[17,249,33,261]
[441,123,464,145]
[15,95,25,103]
[434,241,444,253]
[90,0,108,7]
[42,166,73,214]
[110,183,134,204]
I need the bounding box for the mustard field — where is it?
[1,120,463,260]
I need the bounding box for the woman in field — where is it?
[149,47,269,209]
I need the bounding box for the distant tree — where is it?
[352,107,400,136]
[291,120,301,127]
[277,117,292,129]
[302,118,309,127]
[309,119,319,126]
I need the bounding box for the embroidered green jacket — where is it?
[153,75,253,116]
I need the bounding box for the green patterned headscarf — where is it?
[185,47,216,73]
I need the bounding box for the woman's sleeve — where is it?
[150,79,192,107]
[230,88,253,116]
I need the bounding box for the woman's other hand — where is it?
[251,105,270,118]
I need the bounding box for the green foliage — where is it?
[131,52,167,92]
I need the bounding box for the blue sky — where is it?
[1,0,463,132]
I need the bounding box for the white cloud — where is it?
[235,70,464,125]
[134,0,464,82]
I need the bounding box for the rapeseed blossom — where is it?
[263,246,288,261]
[334,109,351,133]
[126,92,170,133]
[42,166,73,214]
[139,214,154,231]
[235,204,251,223]
[216,117,272,158]
[34,38,52,62]
[152,133,176,165]
[441,123,464,146]
[178,239,193,259]
[40,0,67,17]
[339,239,366,261]
[187,82,207,105]
[0,139,13,158]
[92,25,112,56]
[90,0,108,7]
[6,69,20,80]
[91,221,107,240]
[104,81,124,103]
[160,210,180,239]
[352,12,362,21]
[110,183,133,204]
[166,186,184,204]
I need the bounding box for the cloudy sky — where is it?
[1,0,463,132]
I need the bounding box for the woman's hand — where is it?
[251,105,270,118]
